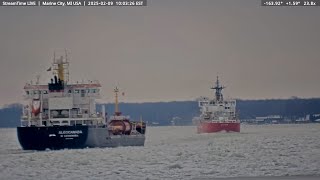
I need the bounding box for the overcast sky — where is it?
[0,0,320,106]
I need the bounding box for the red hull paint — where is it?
[197,121,240,133]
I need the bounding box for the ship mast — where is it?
[114,87,121,116]
[52,51,69,84]
[211,76,225,102]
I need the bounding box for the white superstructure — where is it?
[195,76,238,122]
[21,53,106,127]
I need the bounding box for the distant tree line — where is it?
[237,98,320,119]
[1,98,320,127]
[0,104,22,127]
[97,101,199,126]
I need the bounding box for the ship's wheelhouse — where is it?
[21,54,106,128]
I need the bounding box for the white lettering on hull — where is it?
[58,130,83,138]
[58,130,83,135]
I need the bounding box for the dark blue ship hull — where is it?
[17,126,89,150]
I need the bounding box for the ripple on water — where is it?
[0,125,320,179]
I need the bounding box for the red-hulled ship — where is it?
[193,77,240,133]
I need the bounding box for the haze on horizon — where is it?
[0,0,320,106]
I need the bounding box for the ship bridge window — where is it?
[87,89,90,93]
[68,90,72,93]
[43,90,48,94]
[26,91,29,95]
[74,89,80,93]
[81,89,86,97]
[91,89,97,93]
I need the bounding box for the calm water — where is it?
[0,124,319,180]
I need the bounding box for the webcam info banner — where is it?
[0,0,147,6]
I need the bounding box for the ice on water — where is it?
[0,124,320,180]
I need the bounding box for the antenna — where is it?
[211,76,225,102]
[65,49,68,62]
[53,51,56,63]
[114,87,120,115]
[36,75,40,85]
[52,49,70,83]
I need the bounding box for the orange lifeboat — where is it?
[31,99,41,116]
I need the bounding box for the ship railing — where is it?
[21,115,29,120]
[47,117,104,121]
[69,113,102,119]
[90,113,103,118]
[71,114,85,118]
[49,118,104,126]
[21,111,105,121]
[21,116,49,121]
[109,115,130,120]
[51,114,70,119]
[210,119,238,123]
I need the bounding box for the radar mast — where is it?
[211,76,225,102]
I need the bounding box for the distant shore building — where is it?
[255,115,283,124]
